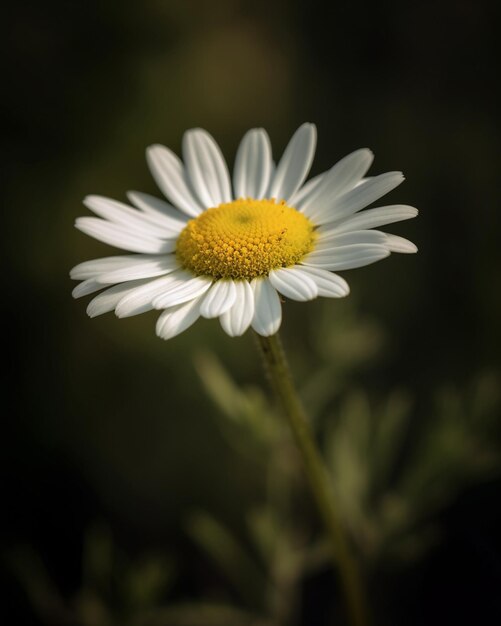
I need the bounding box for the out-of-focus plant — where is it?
[9,303,500,625]
[7,523,273,625]
[192,300,501,621]
[325,371,500,565]
[7,522,176,626]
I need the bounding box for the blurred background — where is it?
[3,1,500,624]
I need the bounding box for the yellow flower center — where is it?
[176,198,316,280]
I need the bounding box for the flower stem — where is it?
[255,331,368,626]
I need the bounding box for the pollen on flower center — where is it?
[176,198,316,280]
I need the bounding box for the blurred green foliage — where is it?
[8,302,500,625]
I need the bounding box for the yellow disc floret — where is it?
[176,198,316,280]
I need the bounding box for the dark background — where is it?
[3,1,500,624]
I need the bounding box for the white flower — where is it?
[71,124,418,340]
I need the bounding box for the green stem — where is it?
[255,332,369,626]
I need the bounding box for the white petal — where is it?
[75,217,176,254]
[233,128,273,200]
[96,255,179,284]
[313,172,405,225]
[71,254,179,284]
[115,273,183,318]
[267,160,276,193]
[251,278,282,336]
[268,267,318,301]
[288,171,327,209]
[300,149,374,219]
[302,244,390,270]
[146,144,204,217]
[182,128,232,207]
[71,255,148,280]
[86,280,151,318]
[199,279,237,319]
[127,191,188,231]
[152,274,213,309]
[220,281,255,337]
[292,266,349,298]
[315,229,388,250]
[156,297,202,340]
[384,234,418,253]
[72,279,105,298]
[268,123,317,202]
[320,205,418,234]
[83,195,171,238]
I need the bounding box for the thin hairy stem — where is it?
[255,331,368,626]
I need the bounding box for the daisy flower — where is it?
[71,123,417,339]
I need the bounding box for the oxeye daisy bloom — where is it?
[71,123,417,339]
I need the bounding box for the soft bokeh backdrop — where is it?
[4,1,500,625]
